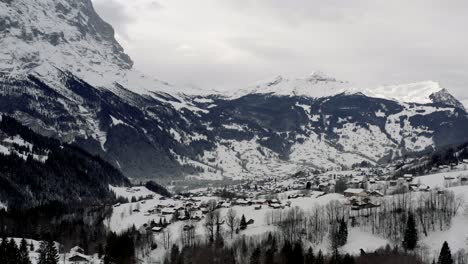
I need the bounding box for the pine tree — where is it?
[19,238,32,264]
[292,242,304,264]
[316,250,325,264]
[280,241,293,264]
[305,247,314,264]
[7,238,21,264]
[37,241,48,264]
[250,247,261,264]
[338,218,348,247]
[170,244,180,264]
[46,239,59,264]
[0,236,8,263]
[264,248,275,264]
[342,253,355,264]
[438,241,454,264]
[240,214,247,230]
[403,212,418,250]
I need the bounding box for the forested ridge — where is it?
[0,115,130,209]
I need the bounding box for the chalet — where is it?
[418,185,430,192]
[113,203,121,208]
[344,188,367,198]
[235,199,251,206]
[368,190,384,197]
[183,225,195,231]
[68,253,90,264]
[444,175,456,180]
[161,208,176,215]
[70,246,85,255]
[152,227,163,233]
[254,205,262,210]
[404,174,414,182]
[269,204,281,209]
[351,176,364,185]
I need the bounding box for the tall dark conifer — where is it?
[19,238,31,264]
[338,218,348,247]
[281,241,293,264]
[250,247,261,264]
[240,215,247,230]
[316,250,325,264]
[403,212,418,250]
[438,241,454,264]
[170,244,180,264]
[46,239,59,264]
[305,247,314,264]
[292,242,304,264]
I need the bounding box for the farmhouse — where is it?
[343,188,367,198]
[68,253,90,264]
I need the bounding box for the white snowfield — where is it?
[348,80,444,104]
[229,71,448,106]
[108,175,468,262]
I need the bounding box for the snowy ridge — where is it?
[228,71,462,109]
[349,81,443,104]
[230,71,351,99]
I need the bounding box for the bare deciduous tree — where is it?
[225,208,239,239]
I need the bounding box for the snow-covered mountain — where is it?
[1,0,468,181]
[230,71,351,99]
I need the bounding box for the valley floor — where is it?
[106,169,468,263]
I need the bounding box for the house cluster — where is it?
[343,188,383,211]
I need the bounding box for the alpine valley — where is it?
[1,0,468,182]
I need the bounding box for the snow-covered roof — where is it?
[344,188,366,194]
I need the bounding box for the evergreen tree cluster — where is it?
[145,181,172,197]
[104,231,135,264]
[37,239,59,264]
[0,115,130,209]
[0,237,32,264]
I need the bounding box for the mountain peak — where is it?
[230,71,350,98]
[0,0,132,76]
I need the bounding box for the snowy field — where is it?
[107,169,468,263]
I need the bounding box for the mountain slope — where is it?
[0,115,130,209]
[1,0,468,181]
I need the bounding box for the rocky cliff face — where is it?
[1,0,468,181]
[0,0,132,74]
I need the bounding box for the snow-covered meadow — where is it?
[107,171,468,262]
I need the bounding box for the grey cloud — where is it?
[91,0,468,100]
[93,0,136,39]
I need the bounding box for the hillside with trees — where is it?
[0,115,130,209]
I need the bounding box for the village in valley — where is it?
[72,158,468,263]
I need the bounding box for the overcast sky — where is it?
[92,0,468,101]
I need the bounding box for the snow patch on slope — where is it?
[350,81,443,104]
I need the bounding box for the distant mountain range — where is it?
[1,0,468,181]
